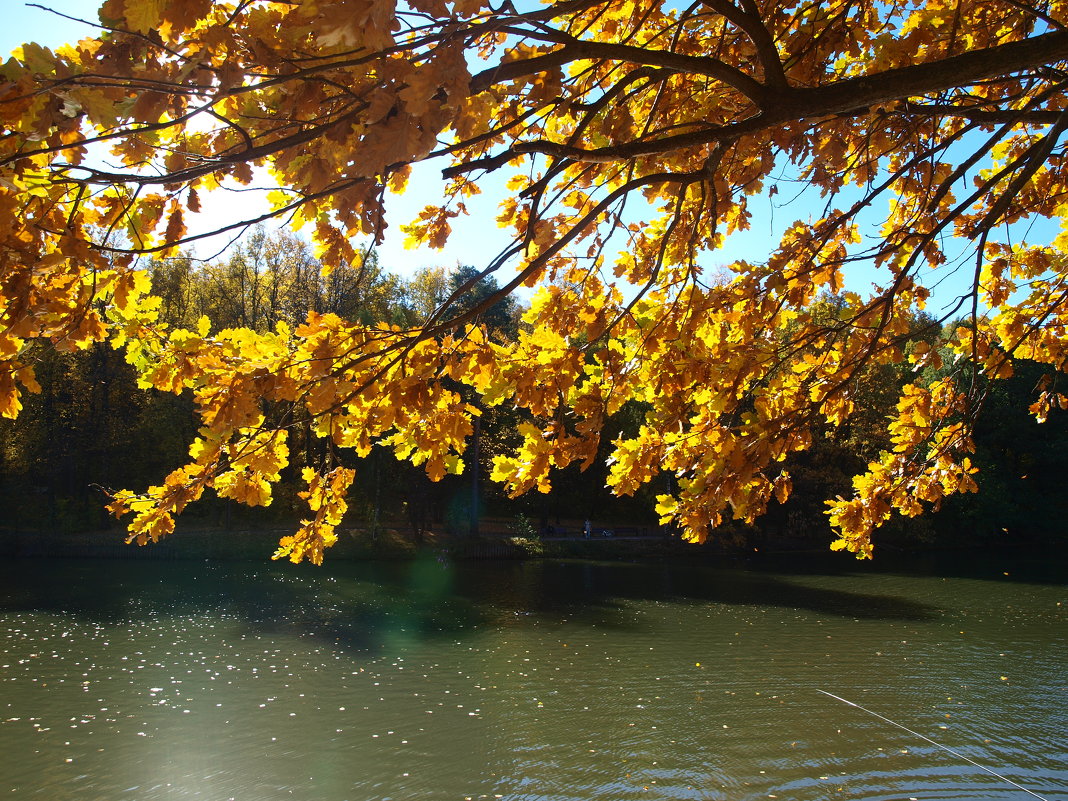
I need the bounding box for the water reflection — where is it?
[0,557,941,656]
[0,556,1065,801]
[451,559,942,623]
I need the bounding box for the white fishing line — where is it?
[817,689,1050,801]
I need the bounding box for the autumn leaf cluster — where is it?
[4,0,1068,559]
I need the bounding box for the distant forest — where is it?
[2,227,1066,551]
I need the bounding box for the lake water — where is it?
[0,554,1065,801]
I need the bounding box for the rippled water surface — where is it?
[1,555,1066,801]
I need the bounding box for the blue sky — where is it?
[6,1,96,47]
[4,2,1058,316]
[2,2,513,278]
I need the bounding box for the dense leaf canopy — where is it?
[3,0,1068,560]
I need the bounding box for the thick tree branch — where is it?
[471,30,1068,166]
[782,29,1068,116]
[470,39,766,102]
[699,0,788,88]
[902,102,1066,124]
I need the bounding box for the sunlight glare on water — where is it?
[0,555,1065,801]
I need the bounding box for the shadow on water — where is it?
[449,559,941,623]
[868,547,1068,586]
[0,556,494,654]
[0,554,942,657]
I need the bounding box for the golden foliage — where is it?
[4,0,1068,559]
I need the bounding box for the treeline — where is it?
[761,296,1068,550]
[0,228,654,541]
[1,228,1066,551]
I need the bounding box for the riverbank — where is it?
[3,521,1062,570]
[0,524,708,562]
